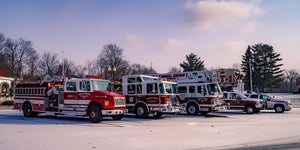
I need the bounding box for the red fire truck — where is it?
[152,71,225,115]
[13,76,127,123]
[122,75,182,118]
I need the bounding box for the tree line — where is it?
[0,33,298,93]
[0,33,156,82]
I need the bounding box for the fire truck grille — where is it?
[114,97,126,107]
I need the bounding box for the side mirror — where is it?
[267,98,271,101]
[236,97,242,100]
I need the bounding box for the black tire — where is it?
[154,112,163,118]
[23,103,38,117]
[200,111,209,116]
[135,104,149,118]
[274,105,285,113]
[89,105,102,123]
[186,103,199,116]
[255,109,260,113]
[112,115,123,120]
[245,105,255,114]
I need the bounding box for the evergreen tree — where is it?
[241,44,284,93]
[241,46,252,92]
[180,53,205,72]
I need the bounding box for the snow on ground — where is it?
[0,93,299,150]
[0,108,300,150]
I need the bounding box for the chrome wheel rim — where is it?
[137,107,144,116]
[188,106,196,114]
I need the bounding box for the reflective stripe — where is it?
[14,96,46,100]
[14,99,44,105]
[127,104,168,107]
[64,100,91,105]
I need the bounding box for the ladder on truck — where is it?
[152,71,215,84]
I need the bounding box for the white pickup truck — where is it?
[245,93,292,113]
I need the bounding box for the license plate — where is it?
[199,108,209,111]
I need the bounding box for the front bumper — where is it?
[149,104,183,113]
[285,104,292,111]
[101,109,128,116]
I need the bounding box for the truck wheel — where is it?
[154,112,163,118]
[135,104,149,118]
[274,105,284,113]
[200,111,208,116]
[112,115,123,120]
[186,103,199,116]
[23,103,37,117]
[246,105,255,114]
[89,105,102,123]
[255,109,260,113]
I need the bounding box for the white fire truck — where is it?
[152,71,225,115]
[13,75,127,123]
[122,75,182,118]
[208,69,243,91]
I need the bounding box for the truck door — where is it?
[77,80,92,105]
[64,81,78,105]
[229,93,240,109]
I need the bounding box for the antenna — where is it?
[150,62,153,74]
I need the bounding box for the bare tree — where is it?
[15,38,36,78]
[74,65,86,78]
[57,58,76,77]
[3,38,19,78]
[39,52,59,76]
[98,44,130,80]
[168,67,182,73]
[232,63,241,71]
[285,69,299,92]
[0,33,6,52]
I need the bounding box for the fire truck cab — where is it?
[122,75,182,118]
[14,76,127,123]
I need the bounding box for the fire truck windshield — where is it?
[207,84,222,96]
[159,83,178,94]
[91,80,111,91]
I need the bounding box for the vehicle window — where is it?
[203,86,207,95]
[230,93,237,99]
[128,78,135,83]
[189,86,195,93]
[223,93,228,98]
[147,83,158,94]
[66,82,76,91]
[127,85,135,94]
[178,86,187,93]
[137,84,142,94]
[172,84,178,94]
[250,95,258,98]
[91,80,111,91]
[261,95,271,100]
[80,81,90,91]
[136,77,142,83]
[159,83,164,94]
[165,83,172,94]
[207,84,220,95]
[197,86,202,94]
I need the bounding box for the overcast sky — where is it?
[1,0,299,73]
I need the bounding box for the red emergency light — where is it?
[85,75,103,79]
